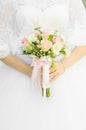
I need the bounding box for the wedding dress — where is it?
[0,0,86,130]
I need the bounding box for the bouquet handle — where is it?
[42,64,50,97]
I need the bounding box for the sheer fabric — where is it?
[67,0,86,46]
[0,0,86,59]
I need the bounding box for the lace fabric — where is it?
[0,0,86,59]
[0,1,22,58]
[0,27,10,58]
[67,0,86,46]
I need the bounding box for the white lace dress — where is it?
[0,0,86,130]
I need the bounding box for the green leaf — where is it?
[51,62,55,69]
[25,46,32,53]
[60,47,66,55]
[48,34,53,41]
[34,27,41,31]
[37,35,42,41]
[27,39,32,44]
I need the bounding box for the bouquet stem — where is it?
[42,87,50,97]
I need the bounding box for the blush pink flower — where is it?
[52,36,62,43]
[41,39,52,52]
[22,37,28,45]
[42,34,48,40]
[52,37,58,43]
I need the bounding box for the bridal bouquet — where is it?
[21,27,71,98]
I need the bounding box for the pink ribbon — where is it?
[31,57,47,88]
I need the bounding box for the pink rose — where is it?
[22,37,28,45]
[41,39,52,52]
[53,37,62,43]
[42,34,48,40]
[52,37,58,43]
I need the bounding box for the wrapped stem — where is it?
[42,63,51,97]
[42,88,50,97]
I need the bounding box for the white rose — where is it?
[52,43,62,55]
[28,33,37,42]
